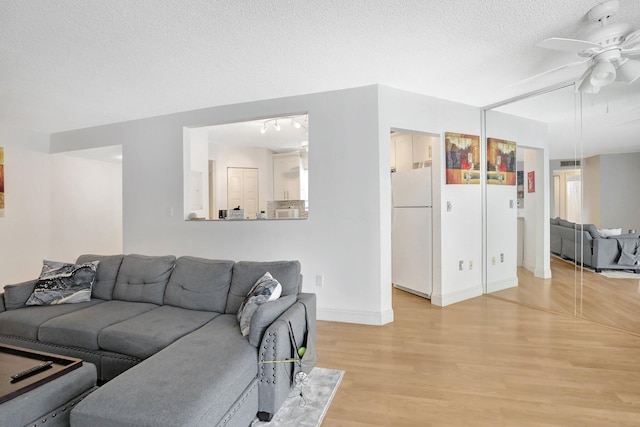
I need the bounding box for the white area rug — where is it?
[598,270,640,279]
[252,367,344,427]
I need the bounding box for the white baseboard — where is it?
[431,284,483,307]
[317,307,394,325]
[487,276,518,293]
[535,267,552,279]
[525,260,552,279]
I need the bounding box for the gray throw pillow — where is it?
[25,260,99,305]
[237,272,282,336]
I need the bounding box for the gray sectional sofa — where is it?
[550,218,640,272]
[0,254,317,426]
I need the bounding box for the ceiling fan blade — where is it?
[616,58,640,83]
[621,46,640,56]
[537,37,601,53]
[621,29,640,48]
[506,59,591,88]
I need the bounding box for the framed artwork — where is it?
[517,170,524,207]
[0,147,4,218]
[486,138,516,185]
[527,171,535,193]
[445,132,480,184]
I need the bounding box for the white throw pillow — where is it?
[598,228,622,238]
[237,272,282,336]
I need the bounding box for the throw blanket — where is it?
[616,238,640,266]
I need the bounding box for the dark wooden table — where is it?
[0,344,83,404]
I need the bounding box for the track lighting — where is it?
[258,116,307,134]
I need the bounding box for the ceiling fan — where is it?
[523,0,640,93]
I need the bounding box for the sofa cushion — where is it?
[3,280,38,310]
[237,272,282,336]
[599,227,622,237]
[71,315,258,427]
[0,300,104,340]
[98,305,220,359]
[226,261,301,314]
[550,217,560,225]
[112,254,175,304]
[38,300,158,350]
[26,260,98,306]
[584,224,601,239]
[558,219,575,228]
[76,254,124,300]
[164,257,234,312]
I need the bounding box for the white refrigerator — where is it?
[392,167,433,298]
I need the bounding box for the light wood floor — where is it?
[492,256,640,333]
[317,288,640,426]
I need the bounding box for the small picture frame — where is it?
[527,171,535,193]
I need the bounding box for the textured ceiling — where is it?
[1,0,640,157]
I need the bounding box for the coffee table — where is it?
[0,344,97,427]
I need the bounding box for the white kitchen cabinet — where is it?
[413,134,433,165]
[392,133,434,172]
[394,134,413,172]
[273,152,304,201]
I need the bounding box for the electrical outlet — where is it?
[500,253,504,263]
[315,275,323,287]
[469,261,473,270]
[491,256,496,265]
[447,201,452,212]
[459,260,464,271]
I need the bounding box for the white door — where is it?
[227,167,259,218]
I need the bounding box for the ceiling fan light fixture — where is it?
[578,76,601,94]
[617,58,640,83]
[589,60,617,86]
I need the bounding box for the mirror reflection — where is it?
[183,114,309,221]
[485,84,640,333]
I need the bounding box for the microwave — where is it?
[275,208,299,219]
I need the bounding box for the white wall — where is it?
[0,125,51,286]
[582,155,600,227]
[51,86,394,325]
[184,127,210,219]
[49,153,123,263]
[378,86,483,306]
[599,152,640,232]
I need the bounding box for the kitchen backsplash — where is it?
[266,200,308,219]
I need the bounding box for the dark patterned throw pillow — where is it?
[25,260,99,305]
[237,272,282,336]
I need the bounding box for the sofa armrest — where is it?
[592,238,621,267]
[249,295,297,347]
[0,292,5,313]
[256,292,317,420]
[3,279,38,310]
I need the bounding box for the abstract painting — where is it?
[487,138,516,185]
[445,132,480,184]
[0,147,4,217]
